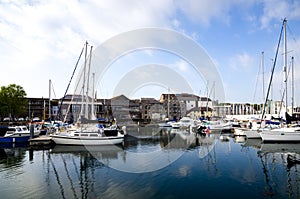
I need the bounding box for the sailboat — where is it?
[244,52,278,139]
[260,19,300,142]
[51,42,125,146]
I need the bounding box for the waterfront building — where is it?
[140,98,164,123]
[26,97,51,120]
[23,93,299,123]
[198,96,214,117]
[175,93,199,116]
[159,94,181,120]
[159,93,214,119]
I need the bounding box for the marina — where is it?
[0,127,299,199]
[1,2,300,198]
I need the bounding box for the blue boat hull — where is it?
[0,136,30,143]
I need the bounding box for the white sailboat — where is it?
[51,129,124,145]
[51,42,125,146]
[171,117,197,129]
[260,19,300,142]
[244,52,268,139]
[243,52,281,139]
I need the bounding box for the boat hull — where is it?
[0,135,30,143]
[260,131,300,142]
[51,134,124,145]
[244,130,261,139]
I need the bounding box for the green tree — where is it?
[0,84,27,118]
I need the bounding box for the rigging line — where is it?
[208,81,215,99]
[261,20,284,122]
[252,57,261,103]
[287,23,300,54]
[278,87,285,118]
[51,81,57,99]
[287,23,300,107]
[57,43,85,121]
[278,57,293,117]
[63,65,85,123]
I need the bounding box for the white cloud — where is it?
[173,60,189,72]
[229,52,255,71]
[175,0,252,26]
[260,0,300,29]
[0,0,299,104]
[0,0,176,97]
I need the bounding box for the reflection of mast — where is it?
[287,154,299,198]
[79,154,90,198]
[61,155,79,199]
[48,153,66,199]
[208,142,217,174]
[47,150,99,198]
[198,135,218,175]
[258,153,274,196]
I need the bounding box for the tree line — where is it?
[0,84,27,120]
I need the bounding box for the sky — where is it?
[1,0,300,106]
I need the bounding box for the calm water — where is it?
[0,127,299,199]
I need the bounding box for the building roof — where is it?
[110,94,130,101]
[141,98,160,104]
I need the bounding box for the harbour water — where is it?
[0,127,299,199]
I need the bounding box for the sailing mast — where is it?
[206,80,209,116]
[283,18,288,114]
[261,19,284,122]
[80,41,88,119]
[291,56,294,115]
[91,72,96,120]
[57,43,85,122]
[85,45,93,119]
[262,51,265,103]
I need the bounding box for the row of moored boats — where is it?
[0,121,126,146]
[234,120,300,142]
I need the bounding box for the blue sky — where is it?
[1,0,300,105]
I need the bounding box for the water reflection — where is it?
[49,145,118,199]
[242,138,300,198]
[99,128,203,173]
[234,135,246,143]
[0,143,27,176]
[0,127,299,198]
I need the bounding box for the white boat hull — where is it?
[171,117,196,129]
[244,130,261,139]
[260,131,300,142]
[51,134,124,145]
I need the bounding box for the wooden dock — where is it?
[29,135,53,146]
